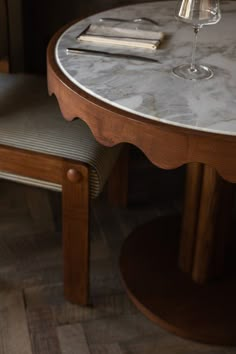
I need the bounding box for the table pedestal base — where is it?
[120,215,236,345]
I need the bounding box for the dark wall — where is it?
[0,0,8,59]
[23,1,84,73]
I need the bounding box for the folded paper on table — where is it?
[77,20,164,50]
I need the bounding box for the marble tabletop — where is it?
[55,1,236,137]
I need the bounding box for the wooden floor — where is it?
[0,180,235,354]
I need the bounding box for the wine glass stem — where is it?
[190,26,200,72]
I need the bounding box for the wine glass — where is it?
[172,0,221,80]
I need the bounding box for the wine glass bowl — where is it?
[173,0,221,80]
[176,0,221,27]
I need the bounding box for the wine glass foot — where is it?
[172,64,213,80]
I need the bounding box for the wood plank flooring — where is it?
[0,180,235,354]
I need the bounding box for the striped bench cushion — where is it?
[0,73,122,198]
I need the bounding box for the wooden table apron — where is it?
[47,23,236,345]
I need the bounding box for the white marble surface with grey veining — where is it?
[55,1,236,136]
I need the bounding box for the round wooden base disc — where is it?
[120,215,236,345]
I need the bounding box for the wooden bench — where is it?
[0,73,127,304]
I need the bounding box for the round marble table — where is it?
[47,1,236,345]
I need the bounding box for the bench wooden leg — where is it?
[26,186,55,233]
[107,146,129,207]
[62,160,89,305]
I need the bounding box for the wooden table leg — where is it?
[120,163,236,345]
[178,163,203,274]
[179,163,234,283]
[192,164,234,283]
